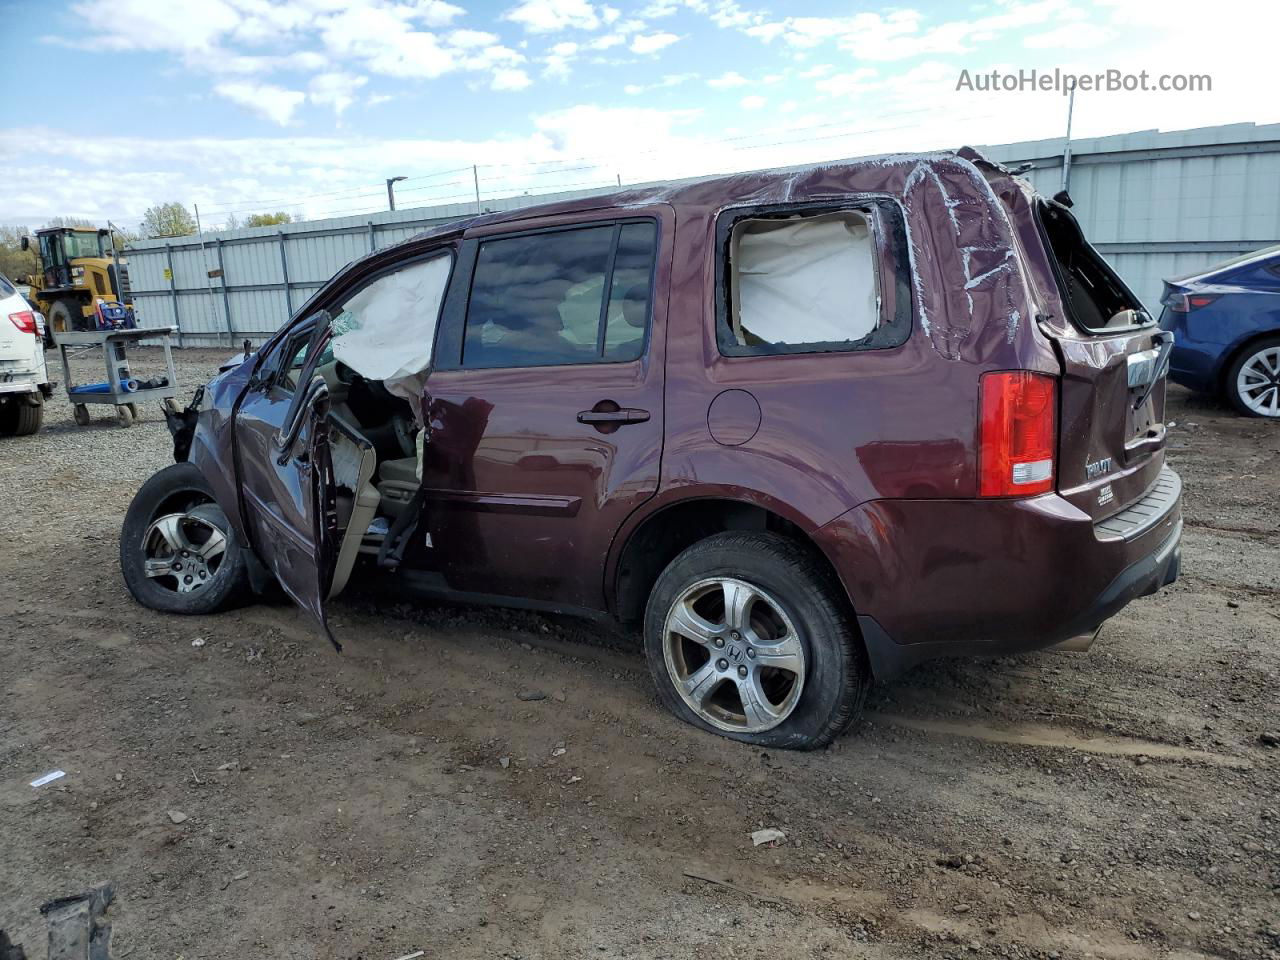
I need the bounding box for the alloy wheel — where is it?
[1236,346,1280,417]
[141,510,228,595]
[662,576,806,733]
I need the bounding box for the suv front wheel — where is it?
[644,531,869,750]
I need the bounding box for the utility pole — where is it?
[1060,85,1076,195]
[386,176,406,211]
[192,203,225,342]
[473,165,481,214]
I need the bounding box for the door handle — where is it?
[577,407,650,425]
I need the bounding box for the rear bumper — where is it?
[0,373,49,395]
[815,467,1182,680]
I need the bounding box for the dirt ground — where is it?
[1,347,1277,960]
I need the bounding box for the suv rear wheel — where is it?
[643,531,869,750]
[0,393,43,436]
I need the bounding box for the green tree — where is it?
[244,211,294,227]
[0,226,37,281]
[140,202,197,238]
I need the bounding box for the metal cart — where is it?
[57,327,180,428]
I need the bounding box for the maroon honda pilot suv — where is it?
[121,148,1182,750]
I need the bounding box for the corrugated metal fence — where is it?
[125,122,1280,347]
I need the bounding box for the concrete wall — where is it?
[125,122,1280,346]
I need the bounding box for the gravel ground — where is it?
[0,347,1277,960]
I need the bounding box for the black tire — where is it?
[643,531,870,750]
[47,299,82,335]
[0,393,43,436]
[120,462,251,615]
[1224,335,1280,418]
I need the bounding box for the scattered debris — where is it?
[220,871,250,891]
[517,690,547,702]
[40,882,114,960]
[392,951,425,960]
[551,745,567,757]
[683,869,783,905]
[499,757,511,769]
[191,637,206,648]
[1,929,27,960]
[216,761,237,771]
[30,770,66,789]
[751,828,786,847]
[567,776,582,784]
[166,810,189,825]
[189,767,202,785]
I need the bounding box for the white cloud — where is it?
[739,94,766,109]
[814,68,877,98]
[415,0,466,27]
[1023,22,1109,48]
[625,72,698,94]
[308,72,369,116]
[639,0,679,15]
[707,70,748,88]
[491,67,533,90]
[448,29,502,48]
[542,40,580,78]
[213,81,306,125]
[504,0,605,33]
[587,32,626,49]
[799,63,834,79]
[71,0,241,54]
[737,1,1076,60]
[630,31,680,53]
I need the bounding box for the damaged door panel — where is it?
[233,311,340,643]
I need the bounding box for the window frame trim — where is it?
[713,196,913,359]
[440,215,660,373]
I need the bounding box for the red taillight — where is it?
[1166,293,1219,313]
[8,311,36,335]
[979,371,1057,497]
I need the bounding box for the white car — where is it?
[0,272,52,435]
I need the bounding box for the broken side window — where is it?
[725,211,878,353]
[714,202,912,358]
[329,252,454,404]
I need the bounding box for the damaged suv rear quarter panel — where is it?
[641,154,1057,526]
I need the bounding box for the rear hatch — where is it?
[0,280,39,368]
[1033,200,1172,524]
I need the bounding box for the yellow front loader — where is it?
[19,227,133,336]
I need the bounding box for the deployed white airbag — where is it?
[733,212,878,346]
[330,253,451,404]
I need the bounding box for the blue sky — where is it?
[0,0,1271,228]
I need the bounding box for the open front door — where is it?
[234,312,341,647]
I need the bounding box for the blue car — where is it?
[1159,245,1280,418]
